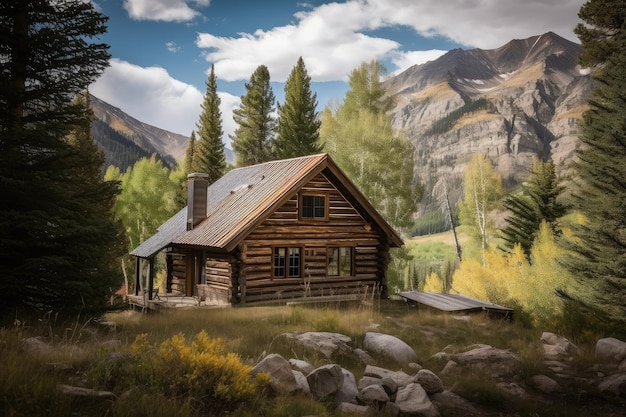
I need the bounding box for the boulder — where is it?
[354,348,375,365]
[289,358,315,375]
[540,332,580,359]
[20,336,52,355]
[596,338,626,363]
[357,384,390,404]
[415,369,444,394]
[282,332,352,359]
[394,383,439,417]
[336,402,371,416]
[358,375,383,390]
[292,370,310,394]
[451,345,520,376]
[496,382,529,400]
[529,374,562,394]
[381,401,401,417]
[598,373,626,397]
[363,365,414,387]
[430,391,479,416]
[251,353,298,395]
[58,384,116,400]
[307,364,344,400]
[363,332,417,364]
[439,360,459,377]
[334,368,358,406]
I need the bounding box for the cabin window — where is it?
[301,194,326,219]
[328,247,353,277]
[273,247,301,278]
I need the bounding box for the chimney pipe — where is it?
[187,173,209,230]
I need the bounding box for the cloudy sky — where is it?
[90,0,586,148]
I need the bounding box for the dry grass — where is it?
[452,109,501,130]
[412,82,458,101]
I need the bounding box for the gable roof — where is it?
[131,153,403,258]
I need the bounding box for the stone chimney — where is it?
[187,173,209,230]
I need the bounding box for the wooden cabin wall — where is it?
[237,173,389,304]
[168,248,235,304]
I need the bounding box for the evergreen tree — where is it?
[274,57,322,159]
[230,65,277,166]
[184,131,196,173]
[194,65,225,182]
[500,159,567,257]
[343,60,394,116]
[560,0,626,325]
[0,0,115,315]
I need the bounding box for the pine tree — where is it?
[500,159,567,257]
[194,65,225,182]
[230,65,277,166]
[274,57,322,159]
[184,131,196,173]
[0,0,114,315]
[560,0,626,325]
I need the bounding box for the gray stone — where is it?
[58,384,116,400]
[430,391,479,416]
[282,332,352,359]
[451,345,520,376]
[380,376,398,395]
[598,373,626,397]
[358,384,390,404]
[415,369,444,394]
[596,337,626,363]
[336,402,371,416]
[358,375,383,390]
[307,364,344,399]
[530,374,562,394]
[496,382,529,399]
[395,383,439,417]
[21,336,52,355]
[439,360,458,377]
[334,368,358,406]
[251,353,298,395]
[289,358,315,374]
[363,365,414,387]
[292,370,310,394]
[381,401,401,417]
[354,348,375,365]
[540,332,580,359]
[363,332,418,364]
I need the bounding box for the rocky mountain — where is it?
[385,32,594,219]
[90,94,187,170]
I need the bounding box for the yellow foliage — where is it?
[423,272,444,293]
[452,222,572,326]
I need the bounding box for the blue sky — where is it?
[90,0,585,147]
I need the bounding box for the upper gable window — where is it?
[301,194,326,220]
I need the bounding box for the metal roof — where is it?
[397,291,513,315]
[131,153,403,258]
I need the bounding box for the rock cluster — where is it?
[253,331,626,416]
[20,330,626,416]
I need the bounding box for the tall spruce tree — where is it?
[560,0,626,325]
[230,65,277,166]
[194,65,225,182]
[184,131,196,173]
[274,57,322,159]
[0,0,116,315]
[500,159,567,258]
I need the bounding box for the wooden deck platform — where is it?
[397,291,513,319]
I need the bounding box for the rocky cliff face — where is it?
[385,32,594,209]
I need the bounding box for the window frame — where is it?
[272,246,302,279]
[299,193,328,221]
[327,246,353,277]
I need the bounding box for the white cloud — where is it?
[364,0,584,49]
[90,59,239,147]
[165,41,181,52]
[123,0,210,22]
[390,50,448,74]
[196,0,584,82]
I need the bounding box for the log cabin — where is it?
[130,153,403,307]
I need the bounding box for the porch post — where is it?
[148,257,155,300]
[134,257,141,296]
